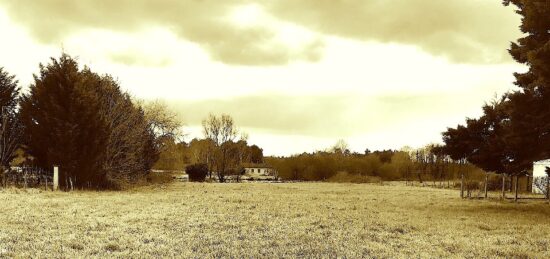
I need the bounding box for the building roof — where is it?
[241,163,272,168]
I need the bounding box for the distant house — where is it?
[241,163,278,180]
[532,159,550,194]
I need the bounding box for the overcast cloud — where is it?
[0,1,524,155]
[0,0,520,65]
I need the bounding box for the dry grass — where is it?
[0,182,549,258]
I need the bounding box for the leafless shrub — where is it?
[533,176,549,197]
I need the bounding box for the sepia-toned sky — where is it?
[0,0,525,156]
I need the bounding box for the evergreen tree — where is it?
[20,55,108,188]
[441,99,512,174]
[0,68,19,113]
[249,145,264,164]
[440,1,550,174]
[503,0,550,169]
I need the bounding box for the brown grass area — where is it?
[0,182,549,258]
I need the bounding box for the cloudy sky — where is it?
[0,0,524,156]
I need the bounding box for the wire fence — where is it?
[1,166,53,190]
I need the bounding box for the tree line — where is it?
[267,141,486,185]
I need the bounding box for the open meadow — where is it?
[1,182,550,258]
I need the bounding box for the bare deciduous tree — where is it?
[330,139,350,154]
[0,68,22,188]
[143,100,184,151]
[95,76,156,184]
[202,114,240,182]
[0,110,22,187]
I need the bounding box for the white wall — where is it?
[534,161,550,178]
[245,168,270,175]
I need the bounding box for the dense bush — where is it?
[186,163,208,182]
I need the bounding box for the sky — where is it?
[0,0,525,156]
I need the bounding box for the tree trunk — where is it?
[514,175,519,202]
[0,167,4,189]
[484,173,488,199]
[529,175,533,193]
[0,167,5,189]
[460,173,464,199]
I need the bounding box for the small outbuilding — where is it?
[241,163,277,180]
[532,159,550,194]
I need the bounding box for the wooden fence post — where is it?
[460,173,464,199]
[53,166,59,191]
[514,175,519,202]
[501,174,506,199]
[545,167,550,203]
[485,173,489,199]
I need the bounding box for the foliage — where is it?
[249,145,263,164]
[185,163,208,182]
[267,146,483,182]
[441,99,511,174]
[0,68,19,112]
[153,139,188,171]
[187,138,216,171]
[19,54,158,189]
[197,114,264,182]
[440,1,550,175]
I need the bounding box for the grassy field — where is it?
[1,182,549,258]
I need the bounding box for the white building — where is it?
[242,163,277,180]
[532,159,550,194]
